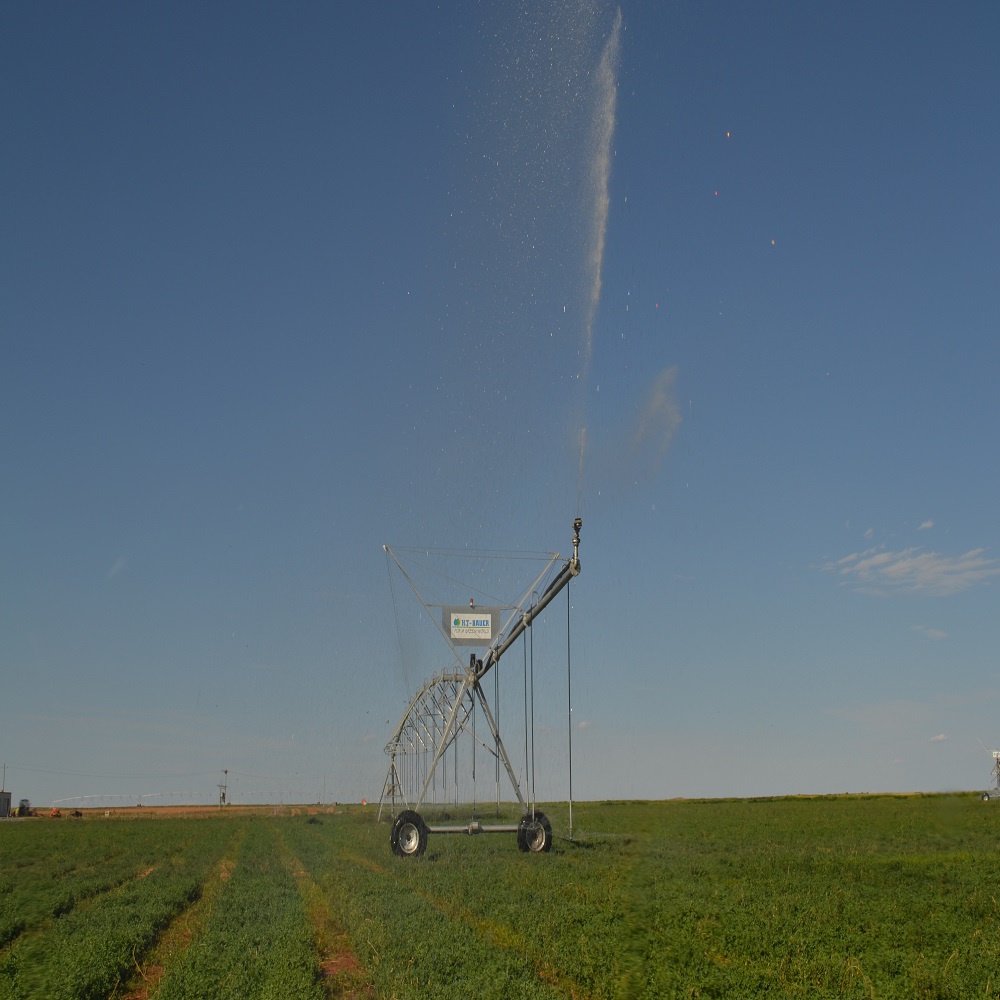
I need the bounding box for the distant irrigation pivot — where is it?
[977,739,1000,802]
[379,517,582,857]
[51,792,195,809]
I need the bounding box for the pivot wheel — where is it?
[983,792,991,802]
[517,811,553,853]
[391,810,428,857]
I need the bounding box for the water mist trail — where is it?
[578,7,622,511]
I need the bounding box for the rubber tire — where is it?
[983,792,991,802]
[517,811,553,853]
[391,810,428,857]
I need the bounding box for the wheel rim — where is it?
[525,821,546,852]
[398,821,421,854]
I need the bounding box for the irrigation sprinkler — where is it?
[980,745,1000,802]
[378,517,581,856]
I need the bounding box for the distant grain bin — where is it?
[0,791,10,818]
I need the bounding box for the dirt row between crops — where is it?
[116,825,375,1000]
[116,835,242,1000]
[283,856,375,999]
[342,848,591,1000]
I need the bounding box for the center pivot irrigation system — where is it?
[378,517,582,857]
[979,740,1000,802]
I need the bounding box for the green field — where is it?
[1,795,998,999]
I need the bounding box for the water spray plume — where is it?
[631,366,682,473]
[581,6,622,380]
[574,8,621,511]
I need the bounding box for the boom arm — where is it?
[475,517,581,679]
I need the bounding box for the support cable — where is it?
[523,628,529,814]
[567,578,574,840]
[494,658,501,815]
[529,592,537,817]
[471,688,477,817]
[385,547,411,695]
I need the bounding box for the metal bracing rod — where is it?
[465,718,504,760]
[390,690,474,780]
[432,684,475,749]
[377,757,407,821]
[413,673,528,812]
[426,682,463,748]
[472,679,527,810]
[416,672,475,810]
[384,672,465,754]
[491,551,562,653]
[476,518,582,682]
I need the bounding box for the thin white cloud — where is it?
[824,545,1000,596]
[918,520,934,531]
[928,733,948,743]
[864,528,874,541]
[912,625,948,640]
[577,719,593,731]
[106,556,128,581]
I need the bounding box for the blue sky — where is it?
[2,1,998,808]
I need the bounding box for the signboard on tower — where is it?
[443,606,500,646]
